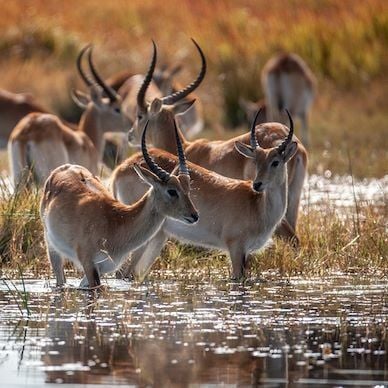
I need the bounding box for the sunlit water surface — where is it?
[1,174,387,386]
[0,275,386,387]
[1,174,387,210]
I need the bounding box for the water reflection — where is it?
[0,275,386,386]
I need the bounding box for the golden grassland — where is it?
[0,0,387,177]
[0,1,387,278]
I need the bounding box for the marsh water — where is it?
[0,175,387,386]
[0,275,386,387]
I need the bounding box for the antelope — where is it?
[105,69,134,92]
[261,52,316,147]
[0,89,49,148]
[152,61,204,138]
[40,120,198,289]
[127,45,307,243]
[0,89,126,170]
[123,39,205,142]
[239,97,267,125]
[104,42,204,139]
[111,113,298,281]
[8,45,131,186]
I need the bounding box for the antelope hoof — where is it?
[115,269,134,281]
[230,274,246,283]
[77,284,105,292]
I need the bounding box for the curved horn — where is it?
[87,46,119,102]
[76,45,94,87]
[141,120,171,182]
[137,40,157,112]
[162,38,206,105]
[277,109,294,155]
[173,120,190,176]
[250,108,264,149]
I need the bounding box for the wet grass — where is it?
[0,179,44,272]
[0,183,386,280]
[2,267,30,316]
[157,202,387,278]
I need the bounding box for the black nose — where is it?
[191,213,199,223]
[253,181,263,192]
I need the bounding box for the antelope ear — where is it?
[281,141,298,162]
[173,99,196,115]
[133,164,161,186]
[150,98,163,114]
[71,89,90,109]
[234,141,255,159]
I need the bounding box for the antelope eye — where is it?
[271,160,280,168]
[167,189,179,198]
[114,107,121,113]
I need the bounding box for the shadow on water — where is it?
[0,275,386,387]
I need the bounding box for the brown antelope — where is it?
[104,41,204,139]
[0,89,49,148]
[0,89,125,169]
[40,120,198,289]
[8,45,131,186]
[127,46,307,243]
[111,113,298,281]
[125,39,206,144]
[239,97,267,125]
[261,52,316,147]
[105,69,134,92]
[152,61,204,138]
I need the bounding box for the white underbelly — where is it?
[248,235,271,253]
[46,229,78,264]
[164,219,226,250]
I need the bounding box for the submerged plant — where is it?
[2,264,30,316]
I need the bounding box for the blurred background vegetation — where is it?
[0,0,387,177]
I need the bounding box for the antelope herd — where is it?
[0,39,316,288]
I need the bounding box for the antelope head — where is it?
[134,118,199,224]
[71,45,131,133]
[234,109,298,193]
[128,39,206,146]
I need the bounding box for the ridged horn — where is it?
[76,45,94,87]
[162,38,206,105]
[277,109,294,155]
[137,40,157,112]
[173,120,189,176]
[250,108,264,149]
[87,46,119,102]
[141,120,170,182]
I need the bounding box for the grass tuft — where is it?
[0,178,44,271]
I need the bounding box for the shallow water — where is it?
[301,174,387,209]
[0,275,386,387]
[1,173,387,210]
